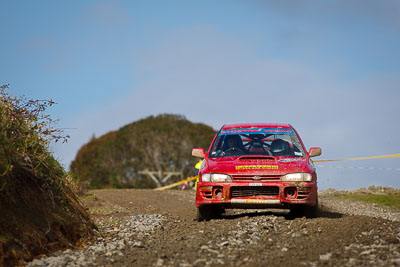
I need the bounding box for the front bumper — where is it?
[195,181,317,209]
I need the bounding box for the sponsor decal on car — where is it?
[231,199,281,204]
[235,165,279,170]
[220,128,294,135]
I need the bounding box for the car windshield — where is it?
[209,128,305,158]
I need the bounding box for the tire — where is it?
[304,198,319,218]
[214,206,225,218]
[289,205,304,218]
[290,197,319,219]
[197,206,212,221]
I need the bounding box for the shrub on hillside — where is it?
[0,84,69,185]
[0,85,94,266]
[71,114,216,189]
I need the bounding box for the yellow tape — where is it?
[318,165,400,171]
[155,153,400,190]
[314,153,400,163]
[154,176,198,191]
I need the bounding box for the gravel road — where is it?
[27,189,400,267]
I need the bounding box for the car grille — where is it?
[231,186,279,198]
[232,175,281,182]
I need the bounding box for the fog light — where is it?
[285,187,297,198]
[288,188,295,197]
[215,189,223,197]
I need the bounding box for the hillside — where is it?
[70,114,216,189]
[0,86,95,266]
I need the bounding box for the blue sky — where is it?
[1,0,400,189]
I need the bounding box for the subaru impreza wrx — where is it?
[192,123,322,221]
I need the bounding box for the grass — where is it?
[335,193,400,211]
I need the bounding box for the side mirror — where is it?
[192,148,206,159]
[308,147,322,157]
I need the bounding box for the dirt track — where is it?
[30,189,400,266]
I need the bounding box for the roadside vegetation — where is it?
[71,114,216,189]
[0,85,95,266]
[331,186,400,211]
[335,193,400,211]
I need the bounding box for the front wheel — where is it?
[289,205,304,218]
[304,198,319,218]
[289,198,319,218]
[197,206,212,221]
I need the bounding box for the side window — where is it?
[290,134,305,157]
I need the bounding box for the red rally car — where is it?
[192,123,322,221]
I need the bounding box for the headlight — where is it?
[201,173,232,182]
[202,173,211,182]
[281,173,312,182]
[211,174,232,182]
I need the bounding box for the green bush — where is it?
[71,114,216,188]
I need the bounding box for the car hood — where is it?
[206,156,312,176]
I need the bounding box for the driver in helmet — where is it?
[222,135,244,155]
[270,138,293,156]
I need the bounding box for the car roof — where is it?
[222,123,292,130]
